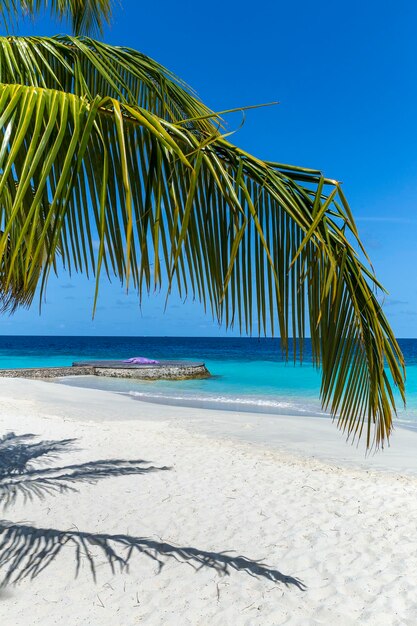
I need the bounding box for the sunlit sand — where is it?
[0,379,416,625]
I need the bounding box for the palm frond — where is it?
[0,36,406,447]
[0,36,219,131]
[0,1,112,36]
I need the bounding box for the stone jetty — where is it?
[0,360,210,381]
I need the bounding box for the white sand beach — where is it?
[0,378,417,626]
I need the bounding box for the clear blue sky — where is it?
[3,0,417,336]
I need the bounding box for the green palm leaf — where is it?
[0,35,406,447]
[0,1,112,35]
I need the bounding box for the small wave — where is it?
[129,390,295,407]
[127,390,328,417]
[395,415,417,431]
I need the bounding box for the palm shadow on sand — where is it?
[0,432,305,590]
[0,432,170,508]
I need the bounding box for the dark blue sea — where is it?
[1,335,416,427]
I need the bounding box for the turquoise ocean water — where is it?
[1,336,417,428]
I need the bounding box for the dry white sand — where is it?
[0,378,417,625]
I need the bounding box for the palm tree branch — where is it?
[0,36,221,132]
[0,1,112,36]
[0,39,406,447]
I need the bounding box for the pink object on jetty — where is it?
[123,357,160,365]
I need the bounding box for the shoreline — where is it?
[1,378,417,625]
[11,376,417,475]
